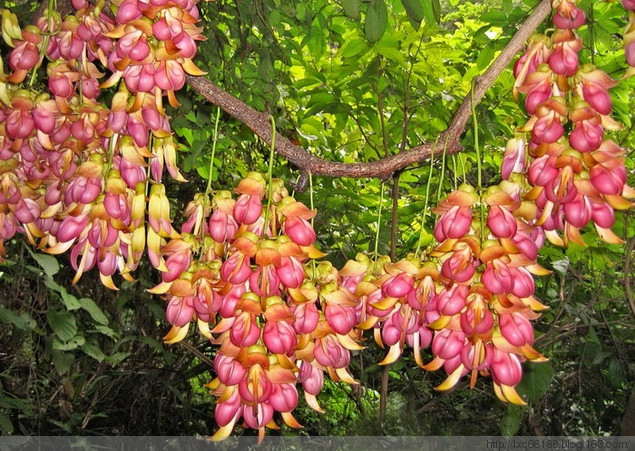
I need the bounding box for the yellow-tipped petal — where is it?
[182,58,207,76]
[595,225,624,244]
[147,281,173,294]
[373,327,384,348]
[356,315,377,329]
[525,263,552,276]
[197,319,212,338]
[428,315,452,330]
[413,332,425,368]
[164,323,190,343]
[544,230,564,247]
[493,382,506,402]
[422,356,445,371]
[435,364,465,391]
[304,392,324,413]
[209,418,237,442]
[337,333,365,351]
[99,273,118,291]
[521,344,548,361]
[302,245,326,259]
[379,343,402,366]
[335,366,358,384]
[604,194,634,210]
[281,411,302,429]
[501,384,527,405]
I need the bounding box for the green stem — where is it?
[451,154,458,191]
[471,82,482,190]
[414,138,437,258]
[263,116,276,236]
[435,136,449,203]
[373,182,385,270]
[309,172,317,278]
[471,82,485,240]
[205,107,222,196]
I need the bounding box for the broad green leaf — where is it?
[139,336,167,352]
[606,357,626,388]
[25,247,59,278]
[365,0,387,44]
[517,361,553,404]
[52,351,75,375]
[43,279,81,310]
[79,297,109,325]
[401,0,425,24]
[0,306,36,330]
[500,404,525,436]
[82,340,106,362]
[0,413,14,434]
[422,0,441,25]
[341,38,370,58]
[52,335,85,351]
[342,0,360,19]
[47,310,77,342]
[476,43,495,70]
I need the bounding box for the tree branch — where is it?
[186,0,552,180]
[52,0,552,180]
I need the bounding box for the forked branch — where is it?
[53,0,552,180]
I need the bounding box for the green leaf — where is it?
[365,0,387,44]
[47,310,77,342]
[52,351,75,375]
[43,279,81,310]
[82,340,106,362]
[499,404,525,436]
[25,247,59,278]
[78,297,109,325]
[0,306,36,330]
[476,43,495,70]
[341,38,370,58]
[517,361,554,404]
[0,413,14,434]
[422,0,441,25]
[342,0,360,19]
[401,0,425,24]
[606,357,626,388]
[52,335,85,351]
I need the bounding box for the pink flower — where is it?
[434,205,472,242]
[499,313,534,347]
[214,353,246,386]
[166,295,195,327]
[432,329,466,360]
[490,349,523,386]
[263,320,297,355]
[284,215,316,246]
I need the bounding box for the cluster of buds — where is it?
[151,174,367,440]
[0,0,204,285]
[101,0,206,108]
[506,0,634,247]
[335,183,548,405]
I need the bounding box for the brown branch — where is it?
[51,0,551,179]
[186,0,552,180]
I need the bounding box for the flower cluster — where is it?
[151,174,366,440]
[333,183,547,406]
[0,0,204,286]
[507,0,633,247]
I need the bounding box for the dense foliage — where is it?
[0,0,633,439]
